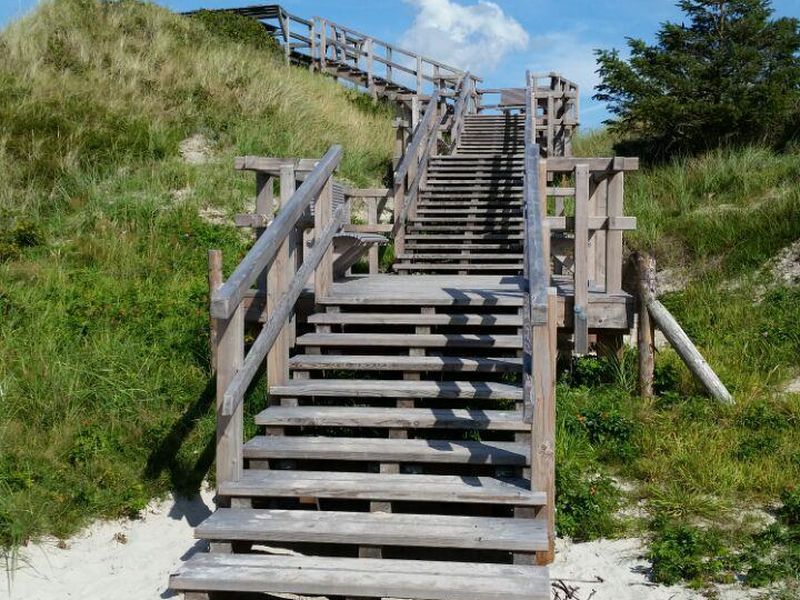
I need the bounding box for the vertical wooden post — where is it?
[214,260,244,487]
[366,38,375,98]
[314,177,335,301]
[532,290,557,565]
[539,159,550,279]
[319,19,327,68]
[309,19,317,71]
[281,14,290,65]
[546,95,555,156]
[386,46,393,83]
[255,174,274,320]
[416,56,424,95]
[591,175,608,290]
[368,197,379,274]
[208,251,223,376]
[573,165,590,354]
[636,253,656,398]
[267,166,294,390]
[606,171,624,293]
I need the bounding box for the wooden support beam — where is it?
[573,164,590,354]
[314,178,335,301]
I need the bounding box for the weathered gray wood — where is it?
[314,177,335,300]
[220,470,546,505]
[212,146,343,319]
[215,295,243,485]
[244,436,528,465]
[295,332,522,348]
[169,554,549,600]
[207,250,222,376]
[636,252,656,399]
[573,164,590,354]
[196,508,546,551]
[309,311,522,325]
[290,354,521,373]
[255,405,527,430]
[221,203,347,416]
[606,171,625,293]
[270,379,523,400]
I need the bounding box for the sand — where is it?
[3,490,759,600]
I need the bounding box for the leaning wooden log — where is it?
[646,297,734,405]
[634,253,655,398]
[633,252,733,405]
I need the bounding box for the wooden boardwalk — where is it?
[170,6,638,600]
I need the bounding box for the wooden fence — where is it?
[208,146,347,484]
[190,5,480,99]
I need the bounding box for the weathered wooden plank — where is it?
[243,436,528,465]
[295,332,522,348]
[269,379,523,400]
[306,312,522,326]
[289,354,522,372]
[170,554,549,600]
[196,509,546,551]
[220,470,545,505]
[255,405,527,430]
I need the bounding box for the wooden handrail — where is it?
[221,201,348,416]
[448,74,475,150]
[211,145,343,319]
[394,91,441,183]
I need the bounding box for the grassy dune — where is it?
[0,0,393,549]
[564,131,800,592]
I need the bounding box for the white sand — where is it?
[3,493,760,600]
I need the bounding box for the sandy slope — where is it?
[3,490,758,600]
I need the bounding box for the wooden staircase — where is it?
[395,113,525,275]
[167,12,638,598]
[172,271,552,599]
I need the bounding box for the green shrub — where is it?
[189,10,282,54]
[648,519,732,586]
[556,462,620,541]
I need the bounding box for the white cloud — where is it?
[528,31,601,94]
[400,0,529,75]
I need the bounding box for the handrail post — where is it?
[309,18,317,71]
[573,164,590,354]
[314,177,335,300]
[386,46,393,83]
[416,56,424,95]
[605,171,624,293]
[367,197,379,273]
[267,166,295,389]
[319,19,327,68]
[212,250,243,488]
[208,250,223,376]
[366,38,375,98]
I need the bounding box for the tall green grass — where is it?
[0,0,393,549]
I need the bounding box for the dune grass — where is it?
[0,0,393,550]
[560,130,800,591]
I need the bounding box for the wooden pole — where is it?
[208,250,223,376]
[314,177,335,300]
[635,252,655,399]
[637,256,734,405]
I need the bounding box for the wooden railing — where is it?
[192,5,481,99]
[522,71,557,564]
[445,73,478,150]
[208,145,345,484]
[392,90,443,255]
[543,156,639,353]
[529,73,579,157]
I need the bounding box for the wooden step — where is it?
[307,312,523,327]
[219,470,543,505]
[409,225,524,232]
[395,263,523,272]
[196,508,545,551]
[170,554,550,600]
[396,253,522,260]
[296,332,521,349]
[244,436,528,465]
[404,243,523,250]
[255,405,527,430]
[289,354,522,372]
[269,379,523,400]
[405,234,524,240]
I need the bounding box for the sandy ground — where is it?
[3,490,759,600]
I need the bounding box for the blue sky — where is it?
[1,0,797,127]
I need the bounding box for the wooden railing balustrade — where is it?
[522,71,557,564]
[208,145,346,485]
[392,89,443,256]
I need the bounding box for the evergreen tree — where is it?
[594,0,800,156]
